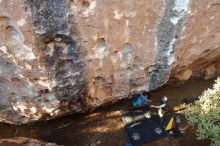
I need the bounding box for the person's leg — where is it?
[158,108,163,118]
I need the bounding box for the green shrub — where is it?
[183,78,220,146]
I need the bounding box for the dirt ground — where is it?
[0,78,215,146]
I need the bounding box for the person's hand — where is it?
[150,105,155,108]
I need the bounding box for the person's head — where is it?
[162,96,168,102]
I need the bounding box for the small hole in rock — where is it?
[44,89,49,93]
[81,0,89,7]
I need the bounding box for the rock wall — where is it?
[0,0,219,124]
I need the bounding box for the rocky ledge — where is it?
[0,137,60,146]
[0,0,219,124]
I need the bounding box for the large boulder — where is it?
[0,0,219,124]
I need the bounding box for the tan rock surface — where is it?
[0,137,60,146]
[172,0,220,80]
[0,0,219,124]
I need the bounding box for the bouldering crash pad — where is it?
[121,108,181,146]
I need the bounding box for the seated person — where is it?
[150,96,168,118]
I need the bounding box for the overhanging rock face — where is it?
[0,0,219,124]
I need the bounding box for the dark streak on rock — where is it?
[27,0,87,112]
[28,0,69,35]
[148,0,186,91]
